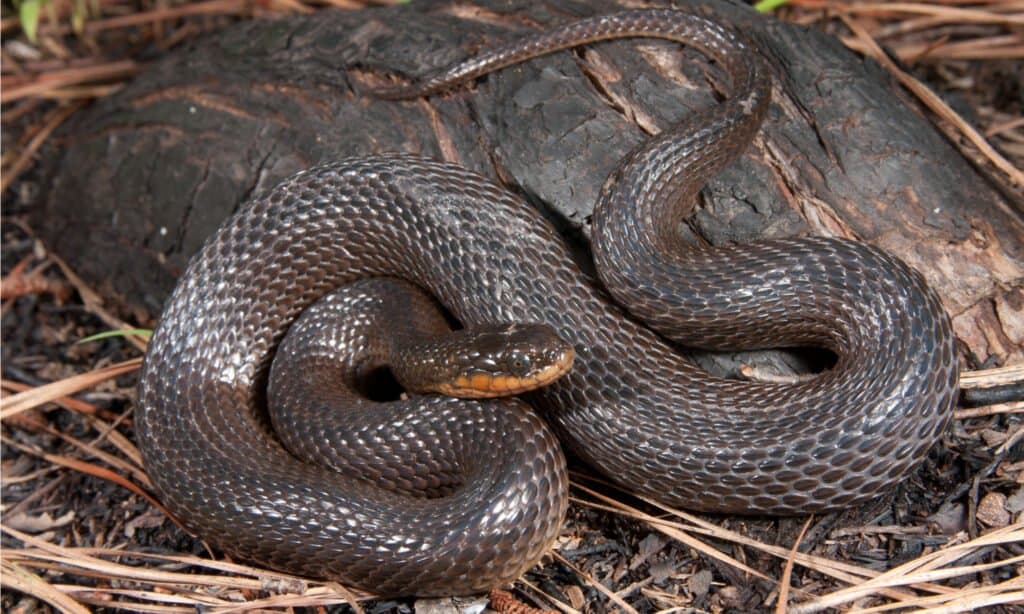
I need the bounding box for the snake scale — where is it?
[137,8,959,597]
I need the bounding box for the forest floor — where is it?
[2,1,1023,613]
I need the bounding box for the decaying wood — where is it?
[30,0,1024,366]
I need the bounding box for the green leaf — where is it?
[19,0,41,43]
[77,329,152,344]
[754,0,790,12]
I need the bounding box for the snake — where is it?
[136,8,959,597]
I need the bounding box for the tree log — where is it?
[32,0,1024,367]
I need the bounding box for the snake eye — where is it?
[508,352,532,376]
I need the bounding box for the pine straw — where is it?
[2,0,1023,612]
[2,526,373,612]
[569,480,1024,612]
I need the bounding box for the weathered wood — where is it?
[32,0,1024,365]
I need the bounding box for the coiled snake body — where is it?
[137,9,959,596]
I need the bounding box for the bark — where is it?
[32,0,1024,366]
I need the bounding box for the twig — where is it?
[956,400,1024,420]
[570,483,775,584]
[1,531,374,610]
[516,576,580,614]
[1,379,127,423]
[0,358,142,420]
[960,364,1024,389]
[0,101,84,193]
[776,516,813,613]
[551,550,641,614]
[1,60,139,104]
[790,524,1024,613]
[1,435,172,523]
[0,561,91,614]
[571,477,953,600]
[833,2,1024,25]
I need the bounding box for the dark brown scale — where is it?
[137,8,958,596]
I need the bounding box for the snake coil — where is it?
[138,9,959,596]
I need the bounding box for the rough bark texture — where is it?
[32,0,1024,367]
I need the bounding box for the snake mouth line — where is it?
[438,347,576,398]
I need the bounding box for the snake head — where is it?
[402,323,575,399]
